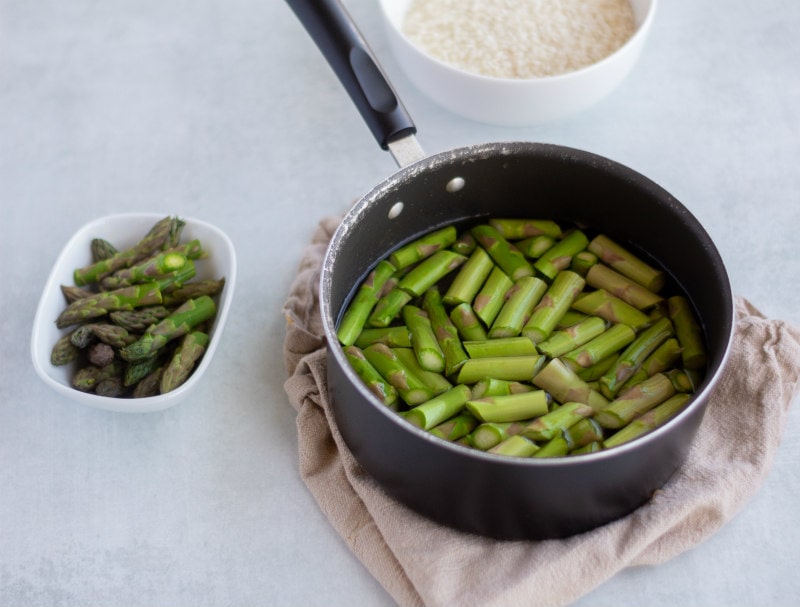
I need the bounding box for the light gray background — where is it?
[1,1,798,605]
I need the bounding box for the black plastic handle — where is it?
[285,0,416,149]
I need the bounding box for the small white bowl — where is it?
[378,0,657,126]
[30,213,236,413]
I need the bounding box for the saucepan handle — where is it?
[284,0,417,150]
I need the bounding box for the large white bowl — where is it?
[30,213,236,413]
[378,0,657,126]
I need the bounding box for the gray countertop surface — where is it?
[1,0,798,605]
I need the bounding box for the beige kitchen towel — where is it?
[282,216,800,607]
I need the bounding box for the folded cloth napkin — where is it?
[282,216,800,607]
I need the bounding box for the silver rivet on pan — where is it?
[388,201,404,219]
[446,176,466,192]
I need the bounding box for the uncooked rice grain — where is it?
[402,0,637,78]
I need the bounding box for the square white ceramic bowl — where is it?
[30,213,236,413]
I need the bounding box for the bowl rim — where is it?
[30,212,237,413]
[378,0,658,85]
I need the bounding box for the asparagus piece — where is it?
[95,376,125,397]
[488,435,540,458]
[572,289,651,330]
[517,235,556,259]
[522,270,585,343]
[100,251,189,289]
[533,436,572,458]
[585,263,663,310]
[463,336,537,359]
[472,266,514,328]
[389,226,457,269]
[56,283,163,328]
[120,295,217,362]
[603,394,691,448]
[450,303,488,341]
[533,230,589,280]
[60,284,94,303]
[393,347,452,395]
[456,355,545,385]
[124,353,165,387]
[532,358,609,412]
[451,231,477,255]
[337,260,397,346]
[430,412,479,441]
[466,390,550,423]
[367,287,413,328]
[488,218,562,239]
[598,317,674,398]
[161,278,226,306]
[469,421,527,450]
[443,246,494,306]
[160,331,210,393]
[51,332,80,366]
[489,276,548,338]
[576,353,619,382]
[587,234,666,292]
[556,310,589,329]
[109,306,173,332]
[90,323,139,348]
[471,224,533,280]
[87,342,115,367]
[70,324,97,348]
[620,337,682,391]
[521,402,595,442]
[564,417,605,448]
[91,238,118,262]
[404,384,472,430]
[402,305,445,373]
[72,361,124,392]
[422,286,469,377]
[665,368,697,393]
[470,378,534,398]
[536,316,607,358]
[570,441,603,455]
[594,373,677,429]
[668,295,707,369]
[132,367,164,398]
[397,250,467,297]
[363,343,434,405]
[152,261,197,292]
[345,346,400,407]
[73,216,181,285]
[570,251,598,276]
[562,323,637,370]
[354,326,412,349]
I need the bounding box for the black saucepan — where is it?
[285,0,734,540]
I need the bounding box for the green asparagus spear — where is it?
[571,289,651,330]
[564,417,605,448]
[397,250,467,297]
[463,336,538,358]
[337,260,397,346]
[443,246,494,306]
[619,337,682,391]
[533,230,589,280]
[132,367,164,398]
[603,393,692,448]
[87,342,115,367]
[570,251,598,276]
[389,226,457,269]
[422,287,469,377]
[51,332,80,366]
[451,231,477,255]
[161,278,226,306]
[367,287,413,328]
[562,323,637,370]
[472,266,514,328]
[430,412,479,441]
[575,353,619,382]
[91,238,119,262]
[593,373,676,429]
[393,348,452,396]
[587,234,665,292]
[488,218,562,239]
[516,235,556,259]
[470,378,534,398]
[403,305,446,373]
[89,323,139,348]
[449,303,488,341]
[344,346,400,407]
[585,263,663,310]
[354,326,412,349]
[598,317,674,398]
[488,435,540,457]
[404,384,472,430]
[466,390,550,423]
[72,361,124,392]
[468,421,528,450]
[471,224,533,280]
[95,376,126,397]
[124,353,165,387]
[160,331,210,393]
[570,441,603,455]
[60,284,94,304]
[521,402,595,442]
[532,358,609,412]
[100,251,189,289]
[488,276,548,338]
[120,295,217,362]
[536,316,607,358]
[456,355,545,385]
[668,295,707,369]
[73,216,181,286]
[522,270,585,343]
[56,283,163,328]
[533,435,572,458]
[109,306,174,332]
[363,343,435,406]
